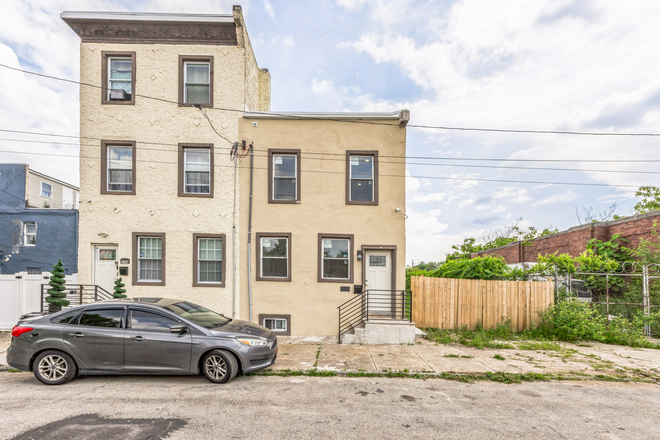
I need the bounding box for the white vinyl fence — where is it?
[0,272,78,330]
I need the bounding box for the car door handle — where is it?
[69,332,84,338]
[131,336,144,341]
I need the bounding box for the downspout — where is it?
[247,146,254,322]
[232,154,238,318]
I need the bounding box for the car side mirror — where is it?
[170,324,188,333]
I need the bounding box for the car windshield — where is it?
[162,301,230,329]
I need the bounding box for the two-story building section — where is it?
[62,7,270,316]
[238,112,409,336]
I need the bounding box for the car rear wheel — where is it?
[33,350,77,385]
[202,350,238,384]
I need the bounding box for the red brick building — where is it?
[471,210,660,264]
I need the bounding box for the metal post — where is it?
[643,265,650,336]
[567,273,572,300]
[79,285,83,305]
[95,285,98,302]
[606,274,610,327]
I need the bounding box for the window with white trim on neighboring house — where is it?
[41,182,52,198]
[273,154,297,200]
[263,318,287,332]
[23,222,37,246]
[321,238,350,280]
[260,236,289,279]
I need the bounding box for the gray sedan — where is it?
[7,298,278,385]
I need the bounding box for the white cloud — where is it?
[532,190,579,206]
[263,0,275,20]
[311,78,335,96]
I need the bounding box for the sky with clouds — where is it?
[1,0,660,263]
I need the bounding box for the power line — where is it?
[4,62,660,137]
[2,128,660,164]
[3,146,660,176]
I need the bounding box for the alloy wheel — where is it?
[38,354,68,381]
[205,355,227,380]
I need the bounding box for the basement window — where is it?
[263,318,287,332]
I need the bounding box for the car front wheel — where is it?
[33,350,77,385]
[202,350,238,384]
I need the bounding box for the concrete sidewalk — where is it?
[273,336,660,380]
[2,332,659,380]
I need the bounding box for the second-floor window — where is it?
[179,56,214,106]
[102,51,135,105]
[268,149,301,204]
[346,151,378,205]
[178,144,214,197]
[41,182,52,198]
[23,222,37,246]
[102,141,136,195]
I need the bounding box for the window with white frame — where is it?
[184,61,210,104]
[263,318,287,332]
[23,222,37,246]
[349,156,374,202]
[272,154,297,200]
[108,57,132,101]
[138,237,162,282]
[260,237,288,278]
[197,237,223,283]
[322,238,350,279]
[107,146,133,192]
[41,182,52,198]
[184,148,211,194]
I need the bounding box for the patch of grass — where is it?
[461,355,473,359]
[444,354,459,358]
[518,341,561,351]
[378,354,384,357]
[6,368,22,373]
[313,345,321,368]
[493,354,506,361]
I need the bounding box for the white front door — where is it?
[93,245,118,293]
[365,250,392,316]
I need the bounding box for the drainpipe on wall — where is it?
[232,156,238,319]
[247,146,254,322]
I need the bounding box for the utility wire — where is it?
[2,128,659,164]
[4,62,660,137]
[2,147,660,177]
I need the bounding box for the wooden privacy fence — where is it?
[411,276,555,331]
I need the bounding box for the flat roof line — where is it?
[60,11,235,23]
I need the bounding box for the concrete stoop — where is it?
[340,320,416,345]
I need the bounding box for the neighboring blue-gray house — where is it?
[0,164,78,275]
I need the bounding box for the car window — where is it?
[79,309,123,328]
[130,310,179,332]
[163,301,230,329]
[50,310,78,325]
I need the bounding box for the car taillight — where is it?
[11,326,34,337]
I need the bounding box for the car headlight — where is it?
[237,338,269,347]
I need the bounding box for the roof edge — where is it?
[60,11,235,23]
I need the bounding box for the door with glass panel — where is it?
[93,245,118,294]
[365,251,392,316]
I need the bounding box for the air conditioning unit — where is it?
[109,89,130,101]
[43,201,50,208]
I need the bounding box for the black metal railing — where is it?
[41,284,114,314]
[337,290,412,338]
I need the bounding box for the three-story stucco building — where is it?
[64,6,409,336]
[62,7,270,316]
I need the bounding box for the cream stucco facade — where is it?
[238,114,408,336]
[65,8,269,317]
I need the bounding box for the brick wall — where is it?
[472,210,660,264]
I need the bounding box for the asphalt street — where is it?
[1,372,659,439]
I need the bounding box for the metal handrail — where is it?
[337,289,413,338]
[41,283,116,314]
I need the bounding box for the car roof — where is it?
[82,298,184,309]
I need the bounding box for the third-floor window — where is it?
[179,56,214,107]
[102,51,135,105]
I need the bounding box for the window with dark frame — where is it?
[102,141,136,195]
[268,149,301,204]
[261,237,288,278]
[107,146,133,192]
[178,56,214,106]
[138,236,162,282]
[346,151,378,205]
[197,237,223,283]
[322,238,350,279]
[101,51,135,105]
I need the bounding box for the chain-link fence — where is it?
[554,263,660,336]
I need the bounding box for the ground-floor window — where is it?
[318,234,354,283]
[193,233,225,287]
[259,314,291,336]
[132,233,165,285]
[256,233,292,282]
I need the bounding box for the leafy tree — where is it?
[633,186,660,214]
[575,202,619,224]
[113,277,127,298]
[411,261,441,271]
[46,259,69,310]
